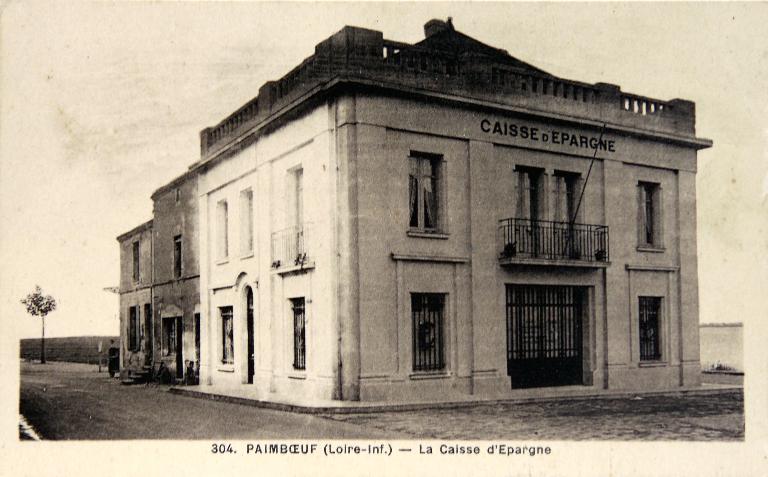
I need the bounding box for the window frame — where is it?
[173,234,182,279]
[161,316,178,358]
[132,241,140,282]
[216,199,229,261]
[220,306,234,364]
[128,306,139,352]
[410,292,447,372]
[239,188,254,256]
[408,152,445,234]
[637,181,663,249]
[291,298,306,371]
[638,296,663,362]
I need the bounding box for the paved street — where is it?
[20,361,743,440]
[19,361,406,440]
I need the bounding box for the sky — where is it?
[1,2,766,340]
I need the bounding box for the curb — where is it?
[168,385,742,415]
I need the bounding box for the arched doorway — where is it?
[245,286,255,384]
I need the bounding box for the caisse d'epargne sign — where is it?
[480,118,616,153]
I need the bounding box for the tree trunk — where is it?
[40,315,46,364]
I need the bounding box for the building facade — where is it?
[117,172,200,382]
[150,173,201,381]
[123,19,711,402]
[117,220,153,377]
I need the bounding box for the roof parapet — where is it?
[198,23,704,162]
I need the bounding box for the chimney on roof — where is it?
[424,18,454,38]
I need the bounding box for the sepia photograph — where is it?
[2,1,766,476]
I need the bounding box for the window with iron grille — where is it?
[408,153,443,232]
[220,306,234,364]
[411,293,446,371]
[639,296,662,361]
[291,298,306,370]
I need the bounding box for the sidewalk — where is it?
[169,382,741,414]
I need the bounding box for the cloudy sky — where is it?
[1,2,766,339]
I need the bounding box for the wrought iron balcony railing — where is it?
[499,218,609,264]
[271,223,312,269]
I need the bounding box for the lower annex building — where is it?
[119,19,712,402]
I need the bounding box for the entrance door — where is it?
[506,285,584,388]
[175,316,183,379]
[194,313,200,378]
[246,287,255,384]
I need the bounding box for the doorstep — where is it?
[168,383,742,415]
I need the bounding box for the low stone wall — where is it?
[20,336,119,364]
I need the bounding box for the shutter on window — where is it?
[656,186,664,248]
[637,184,646,245]
[519,172,530,220]
[553,176,565,222]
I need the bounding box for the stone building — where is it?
[116,220,153,377]
[123,18,712,402]
[149,172,200,381]
[117,172,200,382]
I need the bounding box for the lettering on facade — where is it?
[480,118,616,153]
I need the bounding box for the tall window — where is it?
[132,241,140,281]
[553,172,580,223]
[220,306,234,364]
[240,189,254,255]
[291,298,306,370]
[294,169,303,228]
[217,200,229,260]
[162,317,178,357]
[408,153,442,231]
[128,306,139,351]
[173,235,182,278]
[638,182,661,247]
[516,167,543,221]
[639,297,662,361]
[411,293,446,371]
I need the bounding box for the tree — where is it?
[21,285,57,364]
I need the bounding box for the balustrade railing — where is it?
[499,218,609,263]
[271,223,312,269]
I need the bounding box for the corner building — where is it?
[194,19,711,402]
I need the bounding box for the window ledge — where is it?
[215,258,230,265]
[636,246,665,253]
[409,371,451,380]
[407,230,449,240]
[239,252,255,260]
[273,261,315,275]
[288,371,307,380]
[638,361,667,368]
[217,366,235,373]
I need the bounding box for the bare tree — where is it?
[21,285,57,364]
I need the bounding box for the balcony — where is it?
[271,223,314,273]
[498,218,609,267]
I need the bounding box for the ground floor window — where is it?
[162,317,178,357]
[639,296,662,361]
[291,298,306,370]
[128,306,139,351]
[220,306,234,364]
[411,293,446,371]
